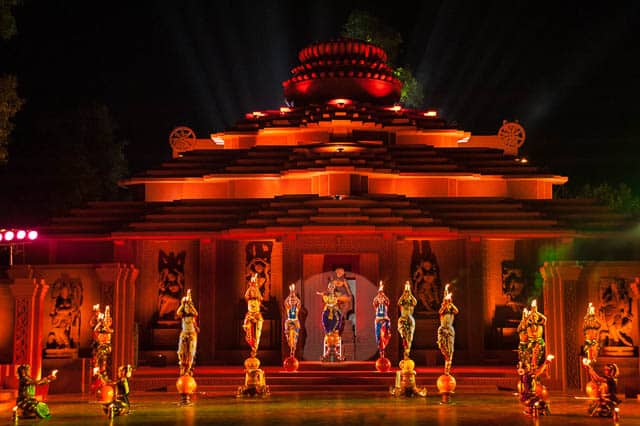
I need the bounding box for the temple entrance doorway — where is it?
[301,254,379,361]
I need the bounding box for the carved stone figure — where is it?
[598,278,634,347]
[157,250,186,321]
[245,241,273,299]
[502,261,526,310]
[45,276,82,357]
[410,241,442,312]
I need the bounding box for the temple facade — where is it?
[1,39,638,393]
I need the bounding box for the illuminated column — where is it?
[9,265,49,379]
[96,263,139,374]
[539,261,583,391]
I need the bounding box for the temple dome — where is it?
[282,39,402,106]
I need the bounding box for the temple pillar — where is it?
[9,265,49,379]
[197,239,216,363]
[480,238,514,350]
[95,263,139,375]
[539,261,583,391]
[465,238,484,362]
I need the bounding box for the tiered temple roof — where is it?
[40,38,636,241]
[41,196,635,239]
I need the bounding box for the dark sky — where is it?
[3,0,640,188]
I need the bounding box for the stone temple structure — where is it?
[1,39,638,395]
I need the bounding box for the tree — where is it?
[341,10,424,108]
[394,67,424,108]
[1,0,24,164]
[578,183,640,216]
[556,182,640,216]
[0,74,23,163]
[0,0,19,40]
[2,103,129,221]
[341,10,402,64]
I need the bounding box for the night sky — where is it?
[3,0,640,188]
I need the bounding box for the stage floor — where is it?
[11,391,640,425]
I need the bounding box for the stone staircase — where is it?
[130,362,516,395]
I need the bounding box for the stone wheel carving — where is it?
[498,121,526,149]
[169,126,196,151]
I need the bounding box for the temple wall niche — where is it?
[0,283,15,363]
[136,240,199,351]
[482,239,515,334]
[214,239,282,362]
[32,266,102,355]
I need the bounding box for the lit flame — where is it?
[289,283,296,292]
[280,106,292,114]
[531,299,537,309]
[588,302,595,315]
[444,283,452,301]
[387,105,402,112]
[546,354,555,362]
[404,280,411,291]
[423,110,437,117]
[378,281,384,292]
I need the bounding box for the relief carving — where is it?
[157,250,186,323]
[598,277,634,348]
[44,275,83,358]
[410,241,441,313]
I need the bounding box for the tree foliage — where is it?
[2,103,129,221]
[578,183,640,216]
[1,0,24,164]
[341,10,402,65]
[0,74,24,163]
[0,0,19,40]
[341,10,425,108]
[394,67,424,108]
[557,182,640,216]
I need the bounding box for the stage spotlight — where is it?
[16,230,26,240]
[4,230,14,241]
[28,230,38,240]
